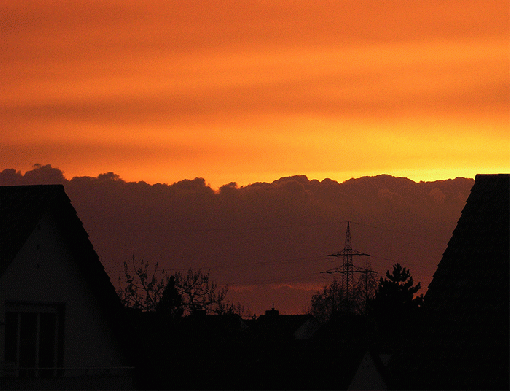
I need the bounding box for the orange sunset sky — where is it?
[1,0,509,189]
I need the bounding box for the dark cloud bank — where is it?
[1,164,474,315]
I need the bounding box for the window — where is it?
[5,303,64,378]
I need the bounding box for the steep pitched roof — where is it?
[0,185,128,359]
[390,174,509,389]
[0,185,63,274]
[425,174,509,310]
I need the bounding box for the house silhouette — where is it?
[390,174,509,389]
[0,185,132,389]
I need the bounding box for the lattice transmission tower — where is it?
[323,221,373,312]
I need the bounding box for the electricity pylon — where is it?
[323,221,372,312]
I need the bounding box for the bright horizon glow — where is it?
[1,0,508,190]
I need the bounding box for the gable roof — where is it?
[0,185,128,359]
[390,174,509,389]
[348,350,390,390]
[1,185,115,297]
[0,185,64,275]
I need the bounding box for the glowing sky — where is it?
[2,0,508,188]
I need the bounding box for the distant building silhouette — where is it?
[390,174,509,389]
[250,308,321,341]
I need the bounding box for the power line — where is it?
[104,218,436,291]
[322,221,375,312]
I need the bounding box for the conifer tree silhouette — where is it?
[369,263,423,350]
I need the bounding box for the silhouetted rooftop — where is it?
[390,174,509,389]
[0,185,128,361]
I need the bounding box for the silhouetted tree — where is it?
[117,258,245,316]
[370,263,423,317]
[171,268,243,316]
[353,263,378,313]
[117,255,168,311]
[310,264,377,323]
[155,275,184,319]
[175,268,216,315]
[369,263,423,350]
[310,279,346,323]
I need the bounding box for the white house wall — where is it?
[0,212,123,372]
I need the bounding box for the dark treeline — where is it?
[0,164,474,315]
[117,256,426,389]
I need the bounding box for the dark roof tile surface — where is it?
[390,174,509,390]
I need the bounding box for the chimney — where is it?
[265,307,279,316]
